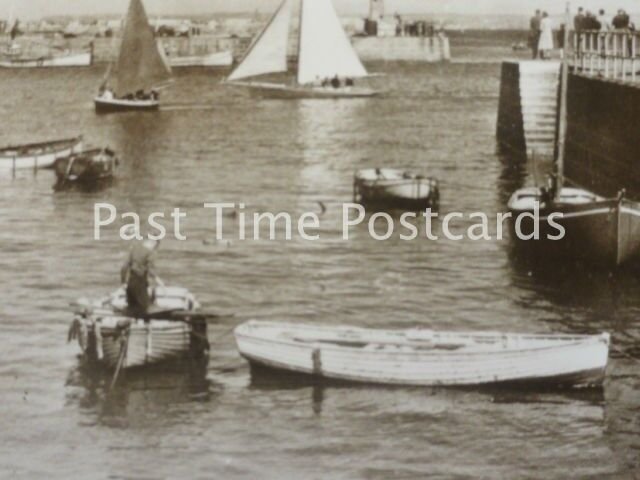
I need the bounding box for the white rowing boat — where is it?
[69,286,209,369]
[234,321,610,387]
[0,136,83,173]
[354,168,440,209]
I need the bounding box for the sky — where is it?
[1,0,639,20]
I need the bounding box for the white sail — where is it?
[297,0,368,85]
[227,0,292,82]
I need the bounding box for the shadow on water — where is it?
[65,357,220,427]
[247,363,605,416]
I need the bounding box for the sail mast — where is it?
[556,2,571,191]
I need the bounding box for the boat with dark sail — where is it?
[0,136,83,174]
[94,0,172,113]
[225,0,379,98]
[507,5,640,267]
[53,147,118,190]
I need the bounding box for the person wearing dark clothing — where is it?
[529,10,542,59]
[331,75,340,89]
[574,7,586,55]
[574,8,585,31]
[612,9,630,30]
[121,239,163,317]
[345,78,354,87]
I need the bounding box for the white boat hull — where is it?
[0,52,92,68]
[228,81,379,99]
[99,319,192,369]
[235,321,610,387]
[169,50,233,67]
[354,168,439,209]
[0,137,83,173]
[70,286,208,370]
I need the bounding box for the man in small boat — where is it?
[98,85,115,100]
[345,78,354,87]
[121,238,164,317]
[331,75,341,89]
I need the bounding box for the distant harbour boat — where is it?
[225,0,380,98]
[167,50,233,68]
[0,42,92,68]
[0,136,83,173]
[354,168,440,210]
[234,321,610,388]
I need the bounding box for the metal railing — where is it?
[573,30,639,81]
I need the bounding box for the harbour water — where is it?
[1,59,639,478]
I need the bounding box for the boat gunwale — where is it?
[234,322,610,356]
[0,136,82,157]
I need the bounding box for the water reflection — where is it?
[65,359,218,427]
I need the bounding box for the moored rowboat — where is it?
[53,147,119,190]
[354,168,440,209]
[69,286,209,369]
[234,321,610,387]
[0,136,83,173]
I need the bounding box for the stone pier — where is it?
[496,60,560,159]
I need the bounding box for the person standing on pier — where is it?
[529,10,542,59]
[538,12,554,60]
[574,7,586,55]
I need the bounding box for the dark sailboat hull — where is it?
[94,97,160,113]
[508,190,640,267]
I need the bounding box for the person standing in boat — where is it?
[121,238,164,316]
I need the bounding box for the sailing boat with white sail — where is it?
[94,0,172,113]
[226,0,379,98]
[507,3,640,267]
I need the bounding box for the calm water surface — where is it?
[0,60,639,479]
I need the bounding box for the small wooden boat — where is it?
[354,168,440,209]
[234,321,610,387]
[0,136,83,173]
[53,147,118,190]
[508,187,640,266]
[167,50,233,68]
[94,0,172,113]
[225,0,381,99]
[69,286,209,370]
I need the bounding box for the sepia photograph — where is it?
[1,0,639,478]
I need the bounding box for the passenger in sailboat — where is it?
[151,90,159,100]
[345,78,354,87]
[331,75,341,89]
[121,238,164,316]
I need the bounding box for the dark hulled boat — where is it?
[53,148,118,190]
[508,187,640,266]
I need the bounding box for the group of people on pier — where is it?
[528,7,636,60]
